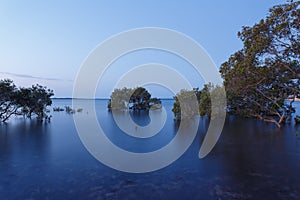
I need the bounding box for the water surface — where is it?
[1,99,300,199]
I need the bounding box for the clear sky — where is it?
[0,0,286,98]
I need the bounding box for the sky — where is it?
[0,0,286,98]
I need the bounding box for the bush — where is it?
[108,87,161,111]
[53,107,64,112]
[65,106,75,114]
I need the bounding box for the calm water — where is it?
[1,99,300,200]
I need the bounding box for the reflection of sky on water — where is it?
[0,99,300,199]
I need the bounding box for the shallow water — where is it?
[1,99,300,200]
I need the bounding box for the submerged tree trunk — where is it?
[1,107,19,123]
[253,114,282,128]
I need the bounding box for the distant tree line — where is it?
[0,79,54,122]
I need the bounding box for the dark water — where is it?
[1,99,300,200]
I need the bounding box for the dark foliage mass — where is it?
[172,1,299,128]
[108,87,161,111]
[0,79,54,122]
[220,1,300,128]
[172,84,225,120]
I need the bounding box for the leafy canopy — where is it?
[0,79,54,122]
[108,87,161,111]
[220,1,300,128]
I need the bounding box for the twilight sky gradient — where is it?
[0,0,285,98]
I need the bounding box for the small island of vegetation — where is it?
[172,84,225,121]
[108,87,162,111]
[0,79,54,122]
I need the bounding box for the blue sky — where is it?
[0,0,286,98]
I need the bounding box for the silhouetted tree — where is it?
[130,87,151,110]
[0,79,54,122]
[108,87,161,111]
[0,79,19,122]
[17,84,54,120]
